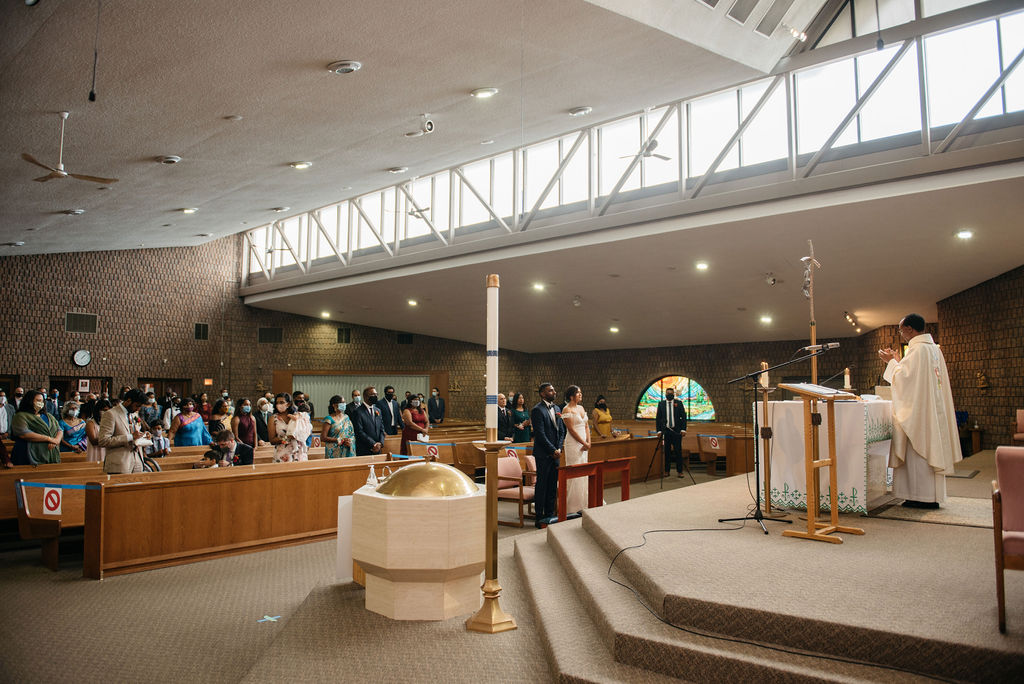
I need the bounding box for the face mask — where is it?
[352,396,361,405]
[34,400,45,411]
[385,392,395,400]
[52,392,59,398]
[149,398,156,404]
[432,391,438,397]
[411,399,420,407]
[598,403,606,409]
[241,405,251,414]
[222,392,229,398]
[182,405,193,414]
[666,396,674,402]
[338,402,346,411]
[365,395,378,406]
[0,397,5,405]
[69,410,79,418]
[276,402,289,413]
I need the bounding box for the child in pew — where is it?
[193,450,221,469]
[145,421,171,458]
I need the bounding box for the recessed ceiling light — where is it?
[609,326,619,333]
[470,87,499,98]
[289,161,313,170]
[162,223,172,227]
[856,327,862,333]
[321,311,331,318]
[181,208,198,214]
[568,106,593,117]
[341,186,352,191]
[327,60,362,74]
[223,115,243,122]
[404,130,424,138]
[695,261,709,271]
[271,206,290,213]
[480,139,495,145]
[532,282,545,291]
[196,233,213,237]
[155,155,182,165]
[760,315,773,324]
[63,208,85,215]
[407,299,418,306]
[955,229,973,240]
[387,167,408,174]
[3,241,25,247]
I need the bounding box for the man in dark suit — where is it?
[214,430,254,466]
[496,393,514,440]
[11,387,25,412]
[254,398,272,444]
[352,386,386,456]
[377,386,404,436]
[45,389,61,419]
[428,387,445,424]
[656,388,688,478]
[531,383,566,528]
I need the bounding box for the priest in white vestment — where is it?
[878,313,962,508]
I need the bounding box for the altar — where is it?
[756,400,894,514]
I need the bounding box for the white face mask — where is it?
[411,399,420,407]
[0,397,5,405]
[352,396,361,405]
[69,410,79,418]
[432,391,438,397]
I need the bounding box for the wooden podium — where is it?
[777,383,865,544]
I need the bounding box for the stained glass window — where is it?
[635,375,716,421]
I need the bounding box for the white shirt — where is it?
[0,402,8,433]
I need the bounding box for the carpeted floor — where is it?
[945,449,997,499]
[873,496,993,528]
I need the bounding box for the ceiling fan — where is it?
[21,111,119,185]
[620,138,671,162]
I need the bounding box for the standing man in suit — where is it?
[344,389,362,419]
[531,383,567,528]
[428,387,445,424]
[11,387,25,412]
[45,389,61,419]
[352,386,386,456]
[656,387,688,478]
[254,397,272,444]
[496,393,514,440]
[98,388,149,474]
[377,386,404,436]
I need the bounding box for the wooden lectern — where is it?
[777,383,865,544]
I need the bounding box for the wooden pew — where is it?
[15,454,420,577]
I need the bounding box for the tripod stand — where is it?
[718,349,834,533]
[644,431,695,486]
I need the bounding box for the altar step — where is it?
[516,516,931,683]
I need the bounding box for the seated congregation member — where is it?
[511,392,532,443]
[322,395,355,459]
[428,387,445,424]
[214,429,253,466]
[377,386,403,436]
[85,399,112,463]
[253,397,272,445]
[196,392,212,423]
[59,401,88,453]
[496,393,514,440]
[590,395,613,438]
[146,422,171,458]
[231,397,258,448]
[400,394,430,455]
[10,389,62,465]
[99,389,149,475]
[193,450,221,469]
[208,399,229,436]
[352,386,385,456]
[169,397,213,446]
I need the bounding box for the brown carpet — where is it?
[945,450,997,500]
[873,496,993,528]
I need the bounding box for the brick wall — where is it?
[937,265,1024,449]
[1,238,1019,440]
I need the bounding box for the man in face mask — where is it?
[656,388,688,478]
[351,386,385,455]
[254,398,272,445]
[377,386,403,436]
[98,388,149,474]
[12,387,24,412]
[428,387,445,425]
[45,389,61,419]
[345,389,361,419]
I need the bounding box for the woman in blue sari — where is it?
[59,401,88,453]
[169,397,212,446]
[321,395,354,458]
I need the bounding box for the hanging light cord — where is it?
[874,0,884,50]
[88,0,102,101]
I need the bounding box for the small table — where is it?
[960,427,983,455]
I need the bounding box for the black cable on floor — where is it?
[606,527,960,684]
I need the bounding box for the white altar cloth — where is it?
[756,400,893,514]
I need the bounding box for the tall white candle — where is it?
[843,367,851,390]
[486,274,499,442]
[759,361,769,389]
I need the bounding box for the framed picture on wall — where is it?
[78,379,90,393]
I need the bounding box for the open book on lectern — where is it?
[778,382,857,398]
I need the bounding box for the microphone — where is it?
[801,342,840,351]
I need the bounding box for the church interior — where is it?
[1,0,1023,681]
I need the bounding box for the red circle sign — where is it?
[44,489,61,513]
[426,445,438,457]
[709,437,720,449]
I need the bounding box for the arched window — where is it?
[635,375,716,421]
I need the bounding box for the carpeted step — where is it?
[514,530,684,684]
[545,519,930,683]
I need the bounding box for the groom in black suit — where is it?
[656,388,688,477]
[531,383,566,528]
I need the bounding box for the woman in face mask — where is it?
[322,395,354,459]
[231,398,257,449]
[59,400,88,453]
[590,395,614,439]
[400,394,430,455]
[10,389,62,465]
[85,399,113,463]
[169,398,213,447]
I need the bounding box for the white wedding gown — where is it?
[562,407,589,514]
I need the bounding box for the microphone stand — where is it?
[718,348,835,534]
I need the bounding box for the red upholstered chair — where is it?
[496,455,534,528]
[1011,410,1024,446]
[994,446,1024,632]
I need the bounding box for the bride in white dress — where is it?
[561,385,591,514]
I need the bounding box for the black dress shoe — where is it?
[902,500,940,509]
